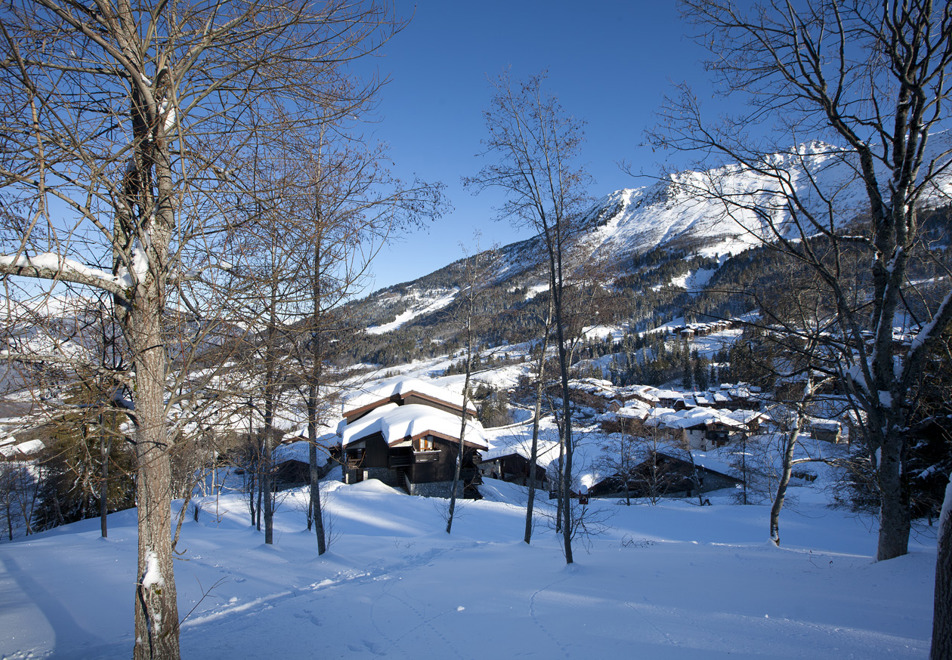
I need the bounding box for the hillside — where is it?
[0,137,949,655]
[339,144,952,369]
[0,468,937,659]
[0,310,943,657]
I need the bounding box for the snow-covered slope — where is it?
[0,473,936,658]
[365,287,460,334]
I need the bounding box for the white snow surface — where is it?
[0,343,941,659]
[0,474,935,659]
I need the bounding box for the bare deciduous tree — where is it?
[278,116,446,553]
[466,72,591,564]
[656,0,952,563]
[446,239,495,534]
[0,3,397,657]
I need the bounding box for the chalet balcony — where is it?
[412,449,440,463]
[389,453,413,468]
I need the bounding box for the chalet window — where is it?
[415,437,436,452]
[413,436,440,462]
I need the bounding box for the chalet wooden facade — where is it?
[589,452,742,500]
[271,436,340,490]
[478,451,549,489]
[338,380,488,497]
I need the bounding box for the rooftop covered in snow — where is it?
[341,378,478,422]
[340,402,488,450]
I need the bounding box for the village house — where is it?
[478,449,549,489]
[807,418,843,443]
[338,379,488,497]
[589,451,743,500]
[645,406,755,451]
[270,432,340,490]
[568,378,625,413]
[0,436,44,461]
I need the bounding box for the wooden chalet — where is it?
[478,450,549,489]
[342,379,478,425]
[271,434,340,490]
[589,452,742,500]
[339,380,488,497]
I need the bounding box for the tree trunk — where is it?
[100,416,109,539]
[307,146,328,556]
[308,435,326,554]
[555,419,564,535]
[770,424,800,546]
[256,450,263,532]
[877,423,911,561]
[131,307,180,660]
[931,474,952,660]
[262,429,273,545]
[524,355,546,544]
[448,250,483,535]
[307,382,326,555]
[741,434,748,505]
[525,301,552,544]
[549,235,574,564]
[446,351,472,534]
[130,86,181,658]
[247,459,256,528]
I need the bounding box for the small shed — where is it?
[271,434,340,489]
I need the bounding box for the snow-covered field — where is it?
[0,470,936,659]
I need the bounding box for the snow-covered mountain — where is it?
[354,143,952,337]
[577,143,862,265]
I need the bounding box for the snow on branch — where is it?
[0,253,130,299]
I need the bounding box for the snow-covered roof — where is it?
[618,385,661,404]
[341,403,488,450]
[806,417,842,431]
[648,407,748,431]
[614,401,652,420]
[569,378,618,399]
[480,437,559,468]
[339,403,398,446]
[272,436,339,464]
[725,410,767,426]
[11,439,44,456]
[652,389,686,402]
[342,378,477,418]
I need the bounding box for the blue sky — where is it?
[358,1,715,291]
